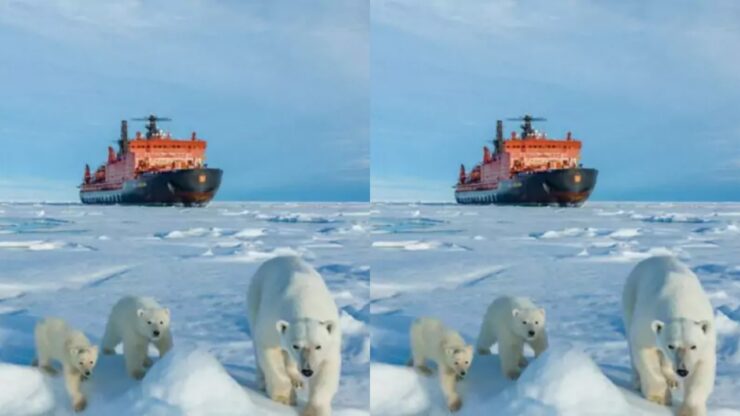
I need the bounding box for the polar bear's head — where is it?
[512,308,546,341]
[441,344,473,379]
[136,307,171,341]
[276,318,337,379]
[69,345,98,378]
[652,318,712,379]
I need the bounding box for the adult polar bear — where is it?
[623,256,715,416]
[247,256,341,416]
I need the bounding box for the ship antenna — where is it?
[506,114,547,139]
[131,114,172,139]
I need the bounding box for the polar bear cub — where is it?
[408,317,473,412]
[33,318,99,412]
[476,296,548,380]
[101,296,173,380]
[623,256,715,416]
[246,256,341,416]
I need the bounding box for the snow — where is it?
[370,202,740,415]
[0,202,369,415]
[0,363,55,416]
[135,347,256,415]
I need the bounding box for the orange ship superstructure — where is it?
[455,115,597,205]
[80,115,222,206]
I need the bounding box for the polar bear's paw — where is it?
[40,365,58,376]
[301,405,316,416]
[415,365,433,376]
[73,397,87,413]
[272,394,293,406]
[678,404,701,416]
[448,396,462,412]
[646,393,670,406]
[505,369,521,380]
[289,375,305,390]
[130,368,146,380]
[665,374,679,389]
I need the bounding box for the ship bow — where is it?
[535,168,598,206]
[164,168,223,205]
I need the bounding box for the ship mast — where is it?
[118,120,129,154]
[494,120,504,153]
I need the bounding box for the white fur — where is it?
[246,256,341,416]
[33,317,98,412]
[476,296,548,379]
[101,296,173,380]
[623,256,716,416]
[408,317,473,412]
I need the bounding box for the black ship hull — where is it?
[80,168,223,206]
[455,168,598,206]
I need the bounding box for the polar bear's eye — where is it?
[160,321,164,325]
[668,345,675,350]
[315,345,322,350]
[535,321,539,325]
[522,321,527,325]
[690,345,697,350]
[292,345,300,350]
[464,361,469,365]
[147,321,152,325]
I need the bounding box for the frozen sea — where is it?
[0,202,370,415]
[369,202,740,416]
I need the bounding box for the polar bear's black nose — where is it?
[677,369,689,377]
[301,369,314,377]
[528,330,535,337]
[460,370,467,376]
[85,371,91,376]
[153,330,160,337]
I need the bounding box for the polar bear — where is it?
[33,317,99,412]
[101,296,173,380]
[246,256,341,416]
[623,256,715,416]
[476,296,548,380]
[407,317,473,412]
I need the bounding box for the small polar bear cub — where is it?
[246,256,341,416]
[623,256,715,416]
[33,318,99,412]
[476,296,548,380]
[101,296,173,380]
[408,317,473,412]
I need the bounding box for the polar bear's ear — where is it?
[322,320,337,335]
[698,320,711,334]
[137,309,146,318]
[651,320,664,335]
[512,309,520,318]
[276,320,290,335]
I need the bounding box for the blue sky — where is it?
[371,0,740,202]
[0,0,368,202]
